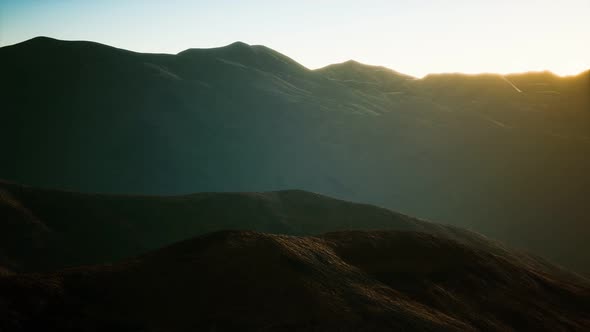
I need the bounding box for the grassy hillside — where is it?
[1,179,584,294]
[0,180,488,272]
[1,37,589,274]
[1,230,589,331]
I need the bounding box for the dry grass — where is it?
[1,230,588,331]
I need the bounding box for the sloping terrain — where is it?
[1,179,584,293]
[0,180,497,273]
[1,37,589,274]
[1,230,589,331]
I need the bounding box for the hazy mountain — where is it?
[1,230,589,331]
[1,37,589,274]
[1,180,548,275]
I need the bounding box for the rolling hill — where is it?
[1,230,589,331]
[1,37,589,274]
[0,180,522,273]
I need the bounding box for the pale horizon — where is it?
[1,0,589,78]
[5,35,590,80]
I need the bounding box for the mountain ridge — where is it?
[7,36,589,78]
[1,229,589,331]
[1,179,587,293]
[1,36,589,276]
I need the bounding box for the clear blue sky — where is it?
[1,0,589,77]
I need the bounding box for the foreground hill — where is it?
[1,37,589,275]
[0,180,517,274]
[1,230,589,331]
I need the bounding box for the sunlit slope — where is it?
[1,37,589,274]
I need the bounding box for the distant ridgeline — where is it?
[1,37,589,274]
[0,180,589,331]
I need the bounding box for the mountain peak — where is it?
[178,41,254,56]
[3,36,61,49]
[24,36,57,44]
[177,41,307,73]
[226,41,251,49]
[343,59,362,65]
[316,59,414,82]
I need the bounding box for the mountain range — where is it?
[1,181,589,331]
[1,36,589,275]
[0,180,542,274]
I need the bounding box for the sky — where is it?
[1,0,589,78]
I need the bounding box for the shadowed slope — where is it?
[0,180,471,272]
[0,179,585,294]
[1,37,589,275]
[0,230,588,331]
[316,60,413,89]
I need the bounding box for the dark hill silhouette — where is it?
[0,180,506,272]
[316,60,413,89]
[1,37,589,274]
[1,230,589,331]
[1,179,585,294]
[178,41,308,74]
